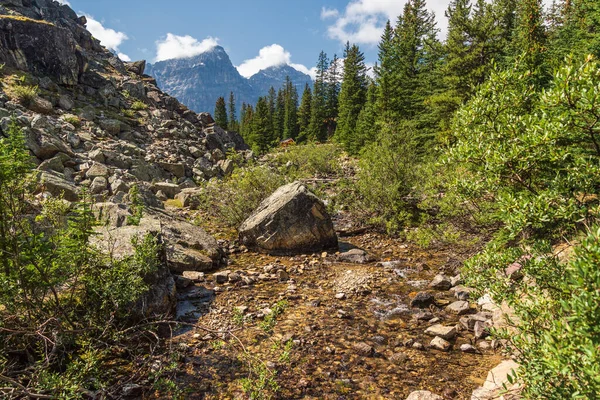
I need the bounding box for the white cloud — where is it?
[236,44,316,80]
[321,7,339,19]
[118,53,131,62]
[324,0,451,45]
[56,0,71,6]
[85,16,130,60]
[155,34,219,62]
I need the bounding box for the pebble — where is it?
[388,352,408,364]
[353,342,374,356]
[410,291,435,308]
[446,300,471,315]
[412,342,425,350]
[460,344,477,353]
[430,336,451,351]
[335,292,346,300]
[425,324,457,340]
[429,274,453,290]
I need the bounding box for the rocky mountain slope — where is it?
[0,0,251,313]
[146,47,312,114]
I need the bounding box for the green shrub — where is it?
[131,100,148,111]
[270,143,343,178]
[197,165,286,227]
[353,123,421,233]
[9,83,38,105]
[63,114,81,127]
[0,120,164,397]
[447,56,600,399]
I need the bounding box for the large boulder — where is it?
[90,219,176,319]
[239,181,338,254]
[94,212,224,274]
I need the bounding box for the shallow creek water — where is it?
[170,231,500,399]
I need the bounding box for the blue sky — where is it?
[55,1,464,78]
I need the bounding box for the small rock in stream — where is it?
[406,390,443,400]
[353,342,374,356]
[425,324,457,340]
[410,291,435,308]
[430,336,451,351]
[429,274,453,291]
[460,344,478,353]
[446,300,471,315]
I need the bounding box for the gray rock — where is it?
[58,95,74,111]
[239,181,338,255]
[459,314,490,331]
[470,360,520,400]
[92,202,131,227]
[182,271,205,282]
[159,162,185,178]
[425,324,457,340]
[430,336,451,351]
[89,220,176,319]
[337,248,373,264]
[86,163,109,178]
[218,158,234,176]
[410,291,435,308]
[28,96,53,114]
[90,176,108,194]
[153,182,181,199]
[175,188,202,208]
[99,119,122,135]
[450,285,475,301]
[460,344,478,353]
[37,155,64,173]
[38,171,79,201]
[446,300,471,315]
[429,274,452,291]
[389,352,408,365]
[213,270,230,284]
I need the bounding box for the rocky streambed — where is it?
[166,227,505,399]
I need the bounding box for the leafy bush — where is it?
[197,165,286,227]
[270,143,343,178]
[353,123,421,233]
[9,83,38,105]
[447,56,600,399]
[63,114,81,127]
[0,120,164,397]
[131,100,148,111]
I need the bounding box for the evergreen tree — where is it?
[228,91,238,132]
[308,51,329,142]
[375,20,395,123]
[336,42,368,154]
[214,96,228,130]
[354,80,379,152]
[249,97,271,154]
[297,84,312,143]
[283,76,299,140]
[325,54,341,137]
[274,88,285,141]
[513,0,547,80]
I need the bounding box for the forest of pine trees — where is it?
[219,0,599,158]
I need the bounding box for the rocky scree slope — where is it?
[0,0,249,315]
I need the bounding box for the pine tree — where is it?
[336,42,368,154]
[214,96,228,130]
[375,20,395,123]
[354,80,378,152]
[249,97,271,154]
[308,51,329,142]
[228,91,238,132]
[325,54,341,137]
[283,76,299,140]
[297,84,312,143]
[390,0,438,123]
[274,88,285,141]
[513,0,547,80]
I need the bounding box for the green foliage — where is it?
[126,184,144,225]
[0,121,165,397]
[258,300,288,333]
[308,51,330,142]
[270,143,343,178]
[355,123,421,233]
[197,165,286,227]
[296,83,312,142]
[63,114,81,127]
[131,100,148,111]
[239,354,280,400]
[9,83,38,105]
[214,96,228,130]
[335,43,368,154]
[447,56,600,399]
